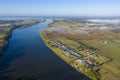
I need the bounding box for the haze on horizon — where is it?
[0,0,120,17]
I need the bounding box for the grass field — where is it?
[79,39,120,80]
[41,19,120,80]
[40,32,100,80]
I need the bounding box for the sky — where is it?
[0,0,120,17]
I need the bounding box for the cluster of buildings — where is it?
[51,40,98,69]
[51,40,83,59]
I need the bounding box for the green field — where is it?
[41,19,120,80]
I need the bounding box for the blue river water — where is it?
[0,19,90,80]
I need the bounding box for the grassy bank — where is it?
[40,19,120,80]
[40,31,100,80]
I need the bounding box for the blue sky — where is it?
[0,0,120,16]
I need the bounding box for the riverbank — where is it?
[40,18,120,80]
[0,19,45,55]
[40,31,98,80]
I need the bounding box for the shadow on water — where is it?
[0,19,91,80]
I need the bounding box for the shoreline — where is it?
[0,19,45,55]
[40,31,99,80]
[40,19,120,80]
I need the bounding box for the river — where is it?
[0,19,90,80]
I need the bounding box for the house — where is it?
[86,59,93,64]
[91,54,98,59]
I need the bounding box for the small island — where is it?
[0,19,45,55]
[41,18,120,80]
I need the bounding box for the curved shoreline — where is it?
[40,18,120,80]
[0,20,44,55]
[39,19,102,80]
[40,31,97,80]
[0,19,92,80]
